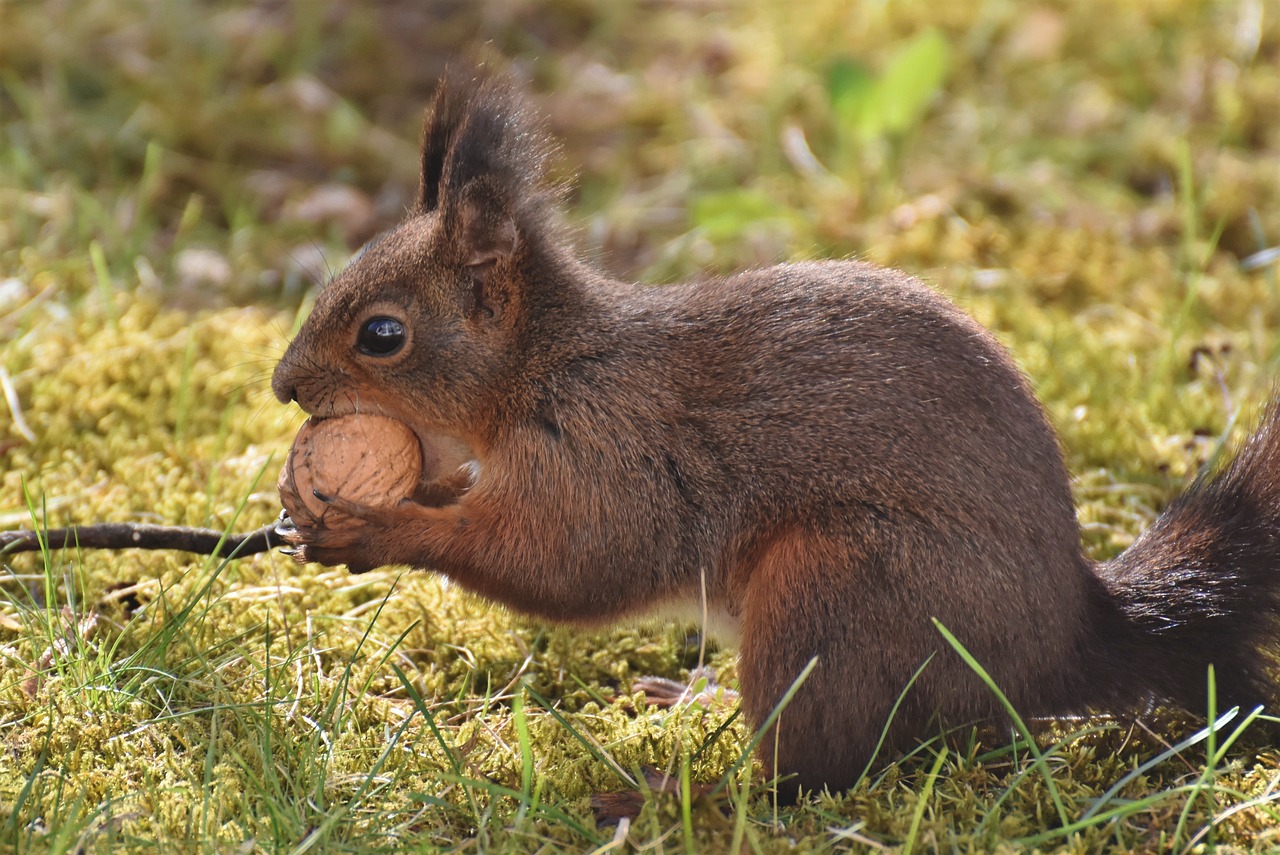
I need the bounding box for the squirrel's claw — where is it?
[274,510,298,538]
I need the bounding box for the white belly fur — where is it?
[651,598,743,647]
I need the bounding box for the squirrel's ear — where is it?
[419,78,467,212]
[453,182,516,321]
[458,180,517,273]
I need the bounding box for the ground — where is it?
[2,0,1280,851]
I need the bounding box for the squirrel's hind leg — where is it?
[737,522,940,801]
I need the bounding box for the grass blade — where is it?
[932,619,1068,825]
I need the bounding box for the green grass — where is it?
[4,0,1280,850]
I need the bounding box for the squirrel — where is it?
[273,72,1280,800]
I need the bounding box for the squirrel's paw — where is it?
[276,493,446,573]
[310,490,447,527]
[631,667,738,710]
[276,514,374,570]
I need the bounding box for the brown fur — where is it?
[274,72,1280,798]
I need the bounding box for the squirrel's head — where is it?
[272,72,563,443]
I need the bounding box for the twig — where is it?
[0,521,280,558]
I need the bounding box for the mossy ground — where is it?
[3,0,1280,851]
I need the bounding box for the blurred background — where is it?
[4,0,1276,300]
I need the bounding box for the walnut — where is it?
[278,414,422,526]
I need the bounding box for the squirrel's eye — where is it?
[357,317,406,356]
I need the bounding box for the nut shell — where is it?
[279,414,422,526]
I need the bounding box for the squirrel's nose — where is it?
[271,361,299,405]
[274,381,298,405]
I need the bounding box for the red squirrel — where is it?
[273,72,1280,799]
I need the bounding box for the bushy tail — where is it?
[1093,403,1280,713]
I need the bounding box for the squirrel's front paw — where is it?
[275,504,383,573]
[276,494,443,573]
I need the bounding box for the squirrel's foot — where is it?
[590,766,720,827]
[632,666,738,710]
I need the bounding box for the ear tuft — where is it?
[417,68,560,236]
[419,76,472,213]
